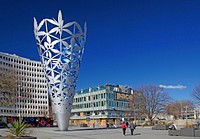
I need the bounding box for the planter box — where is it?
[4,136,37,139]
[168,130,180,136]
[180,128,196,137]
[152,125,168,130]
[18,137,37,139]
[195,130,200,137]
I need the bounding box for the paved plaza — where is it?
[0,126,198,139]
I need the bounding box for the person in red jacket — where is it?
[121,122,128,135]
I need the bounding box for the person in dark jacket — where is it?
[106,122,109,128]
[121,122,128,135]
[129,121,136,135]
[169,122,177,130]
[126,121,129,127]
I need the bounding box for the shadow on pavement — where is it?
[54,127,117,132]
[134,133,141,135]
[125,133,141,136]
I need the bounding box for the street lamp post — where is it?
[180,102,183,119]
[92,94,95,128]
[18,85,21,119]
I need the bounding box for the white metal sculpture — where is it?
[33,11,86,130]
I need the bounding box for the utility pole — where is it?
[186,105,188,126]
[89,87,95,128]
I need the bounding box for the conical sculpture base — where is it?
[34,11,86,131]
[56,112,70,131]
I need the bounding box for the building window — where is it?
[101,101,104,106]
[117,102,119,107]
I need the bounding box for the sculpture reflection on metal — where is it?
[33,11,86,130]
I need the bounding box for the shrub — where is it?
[7,119,29,137]
[185,124,195,128]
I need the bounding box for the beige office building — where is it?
[0,52,49,117]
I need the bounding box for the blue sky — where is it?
[0,0,200,100]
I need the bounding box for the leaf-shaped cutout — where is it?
[51,48,60,54]
[45,51,49,57]
[84,22,87,35]
[47,35,51,43]
[51,70,55,77]
[70,38,75,47]
[65,50,71,55]
[36,36,40,43]
[75,22,83,34]
[49,27,59,34]
[63,22,75,28]
[44,42,49,48]
[58,10,63,25]
[46,19,59,26]
[60,20,64,28]
[62,58,70,64]
[74,45,82,51]
[37,19,45,31]
[54,74,61,81]
[37,31,46,36]
[52,60,60,67]
[39,44,45,50]
[51,40,60,46]
[33,18,38,31]
[63,29,72,35]
[53,79,60,84]
[62,41,69,48]
[46,60,51,67]
[74,34,82,39]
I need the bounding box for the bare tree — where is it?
[165,100,194,119]
[165,101,181,119]
[129,91,146,121]
[0,68,18,106]
[0,67,33,108]
[136,84,171,125]
[193,84,200,104]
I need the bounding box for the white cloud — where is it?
[159,85,187,89]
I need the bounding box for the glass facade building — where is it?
[70,84,134,126]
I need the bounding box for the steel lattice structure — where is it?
[33,11,86,130]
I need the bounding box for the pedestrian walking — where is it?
[106,122,109,128]
[129,121,136,135]
[197,121,200,129]
[121,122,127,135]
[126,121,129,127]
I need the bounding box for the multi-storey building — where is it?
[0,52,145,126]
[70,84,135,126]
[0,52,49,117]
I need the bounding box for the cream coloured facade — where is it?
[0,52,49,117]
